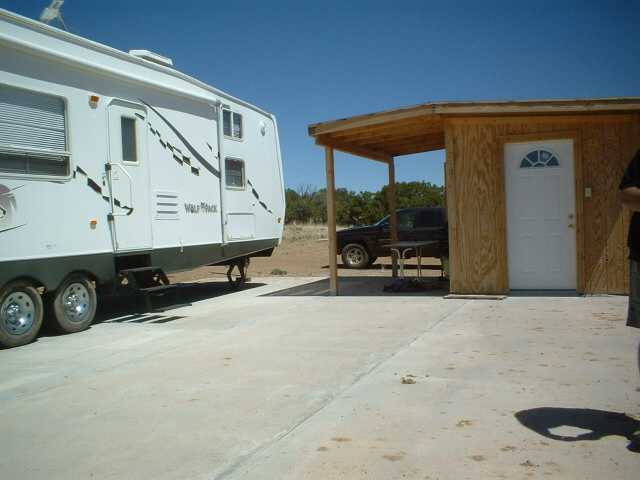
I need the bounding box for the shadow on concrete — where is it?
[34,281,266,340]
[94,281,266,323]
[262,276,449,297]
[515,407,640,453]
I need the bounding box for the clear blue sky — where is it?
[2,0,639,192]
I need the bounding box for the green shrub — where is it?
[285,181,444,226]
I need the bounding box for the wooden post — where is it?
[325,146,339,295]
[387,157,399,277]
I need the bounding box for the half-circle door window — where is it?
[520,149,560,168]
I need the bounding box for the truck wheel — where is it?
[0,280,43,348]
[341,243,370,269]
[49,274,97,334]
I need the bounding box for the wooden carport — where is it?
[309,104,446,295]
[309,98,640,296]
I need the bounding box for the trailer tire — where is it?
[0,280,43,348]
[49,274,97,334]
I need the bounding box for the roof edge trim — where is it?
[308,98,640,137]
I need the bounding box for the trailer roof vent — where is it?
[128,50,174,68]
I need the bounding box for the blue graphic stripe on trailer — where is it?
[0,223,26,233]
[74,165,133,215]
[140,100,221,178]
[246,179,273,214]
[147,119,208,177]
[149,123,202,177]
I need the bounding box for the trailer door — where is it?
[107,101,152,251]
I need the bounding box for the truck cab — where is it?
[337,207,448,269]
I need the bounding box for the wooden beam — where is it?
[390,143,446,157]
[315,139,390,163]
[317,117,443,141]
[387,139,446,156]
[445,113,637,127]
[431,100,640,117]
[309,108,442,136]
[444,126,458,293]
[388,158,398,277]
[362,132,445,152]
[308,99,640,137]
[325,146,339,295]
[348,130,444,149]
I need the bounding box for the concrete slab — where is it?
[0,278,638,479]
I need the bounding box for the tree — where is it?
[284,181,444,226]
[379,181,444,212]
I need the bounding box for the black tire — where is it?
[367,256,378,266]
[48,273,97,334]
[341,243,370,269]
[0,280,43,348]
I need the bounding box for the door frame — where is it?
[106,98,153,252]
[497,131,584,292]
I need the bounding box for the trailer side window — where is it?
[232,113,242,138]
[0,84,70,177]
[225,158,245,189]
[120,117,138,163]
[223,109,232,137]
[222,109,243,140]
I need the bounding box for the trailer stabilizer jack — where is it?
[226,257,249,291]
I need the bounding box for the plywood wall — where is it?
[445,114,640,294]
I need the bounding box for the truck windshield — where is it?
[375,216,390,227]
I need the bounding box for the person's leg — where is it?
[628,259,640,328]
[629,260,640,377]
[637,339,640,377]
[623,261,640,451]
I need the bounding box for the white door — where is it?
[504,139,576,289]
[107,101,152,251]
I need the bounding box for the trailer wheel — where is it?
[0,280,43,348]
[49,274,97,334]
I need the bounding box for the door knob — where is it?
[568,223,575,229]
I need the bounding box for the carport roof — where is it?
[308,97,640,161]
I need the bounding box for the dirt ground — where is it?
[169,224,443,283]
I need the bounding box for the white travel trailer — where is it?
[0,9,285,347]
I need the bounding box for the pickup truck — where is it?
[336,207,449,269]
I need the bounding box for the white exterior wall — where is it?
[223,104,285,243]
[144,104,223,250]
[1,45,114,262]
[0,9,284,284]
